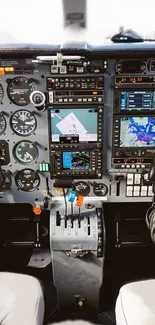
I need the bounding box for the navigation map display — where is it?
[120,116,155,147]
[62,151,90,170]
[50,108,97,142]
[120,91,155,110]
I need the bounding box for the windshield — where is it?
[0,0,155,44]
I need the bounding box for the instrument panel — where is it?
[0,53,155,207]
[0,66,50,205]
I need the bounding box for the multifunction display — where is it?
[112,116,155,168]
[50,108,98,143]
[120,116,155,147]
[62,151,90,170]
[114,91,155,112]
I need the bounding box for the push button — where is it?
[126,186,133,196]
[134,174,141,185]
[127,174,133,185]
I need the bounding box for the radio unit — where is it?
[115,76,155,88]
[47,76,104,104]
[50,149,102,178]
[112,115,155,168]
[114,90,155,113]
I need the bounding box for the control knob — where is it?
[30,91,46,111]
[140,63,146,71]
[115,151,123,157]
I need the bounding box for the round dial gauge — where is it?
[93,183,108,196]
[0,170,12,192]
[75,181,90,197]
[0,84,4,103]
[15,169,40,192]
[14,141,39,164]
[10,110,37,136]
[30,91,46,107]
[7,77,34,106]
[0,114,6,135]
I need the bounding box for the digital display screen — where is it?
[62,151,90,170]
[120,60,144,73]
[50,108,97,142]
[120,116,155,147]
[120,91,155,110]
[115,76,155,84]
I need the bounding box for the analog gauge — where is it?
[14,141,39,164]
[93,183,108,196]
[30,91,46,107]
[0,84,4,103]
[0,170,12,192]
[7,77,34,106]
[10,110,37,136]
[0,114,6,135]
[15,169,40,192]
[75,181,90,197]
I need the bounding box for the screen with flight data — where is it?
[50,108,98,142]
[62,151,90,170]
[120,116,155,147]
[120,91,155,110]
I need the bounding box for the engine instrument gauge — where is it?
[15,169,40,192]
[30,91,46,107]
[74,181,90,196]
[10,110,37,136]
[0,84,4,103]
[14,141,39,164]
[0,170,12,192]
[0,114,6,135]
[7,77,34,106]
[93,183,108,196]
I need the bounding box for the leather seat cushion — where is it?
[0,272,44,325]
[115,279,155,325]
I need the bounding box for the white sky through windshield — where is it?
[0,0,154,44]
